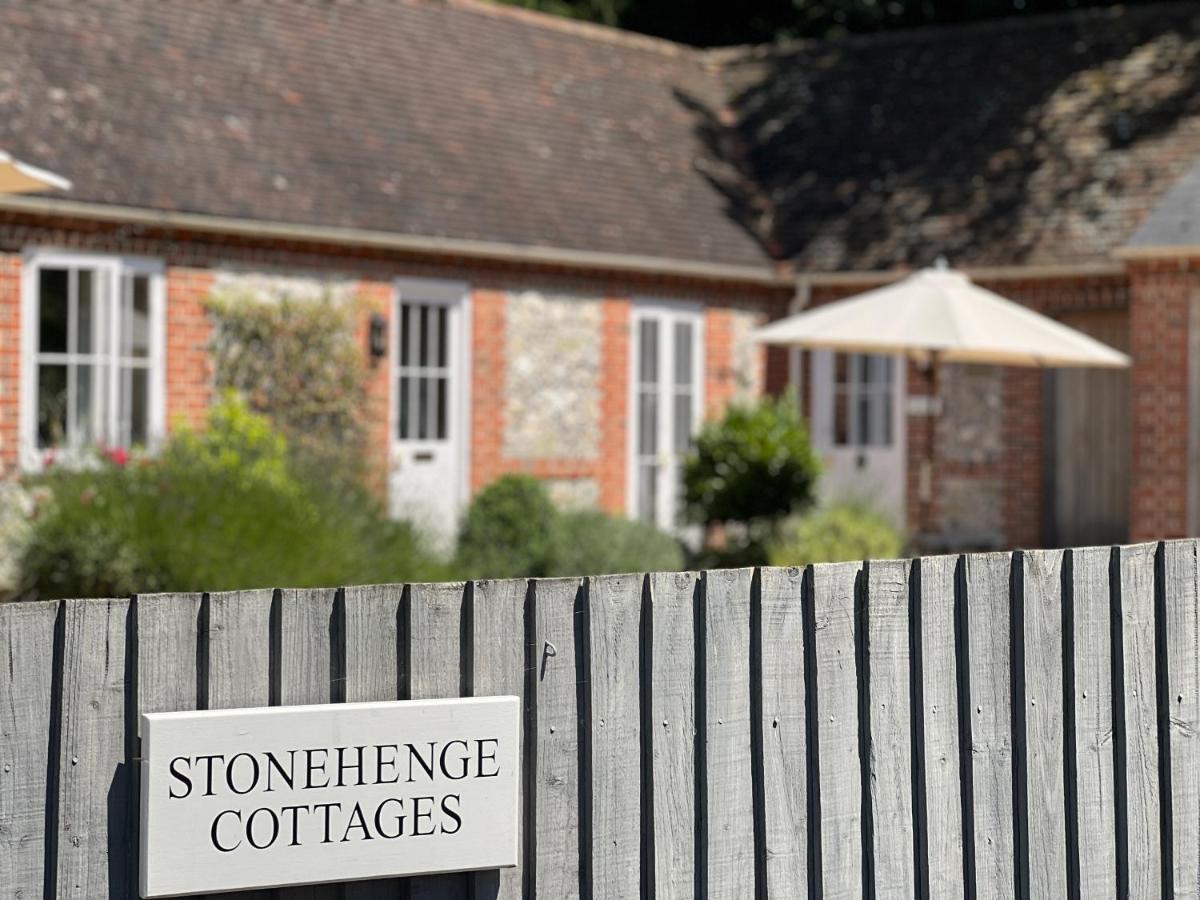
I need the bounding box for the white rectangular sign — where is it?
[139,697,519,898]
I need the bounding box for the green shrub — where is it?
[455,475,558,579]
[456,474,684,579]
[548,510,684,577]
[684,393,820,527]
[767,502,905,567]
[18,394,443,600]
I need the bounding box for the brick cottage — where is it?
[1,0,1199,549]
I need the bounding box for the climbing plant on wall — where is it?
[205,289,370,480]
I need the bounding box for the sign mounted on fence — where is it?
[139,696,519,898]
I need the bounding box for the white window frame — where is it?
[832,351,896,448]
[390,277,472,503]
[19,248,166,471]
[626,298,705,532]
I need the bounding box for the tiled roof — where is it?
[717,2,1200,269]
[3,1,1200,272]
[0,0,770,268]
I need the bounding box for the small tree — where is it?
[683,393,820,563]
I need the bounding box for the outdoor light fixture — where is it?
[368,312,387,364]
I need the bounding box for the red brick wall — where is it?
[1128,260,1199,541]
[0,254,19,474]
[598,298,630,514]
[470,288,508,494]
[164,267,214,432]
[356,280,394,495]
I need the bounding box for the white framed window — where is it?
[20,250,165,468]
[628,300,705,532]
[832,352,895,448]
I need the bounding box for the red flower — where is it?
[105,446,130,467]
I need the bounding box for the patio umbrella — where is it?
[752,262,1130,535]
[0,150,71,194]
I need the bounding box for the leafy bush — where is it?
[455,475,559,579]
[18,394,444,600]
[683,393,820,527]
[206,289,369,478]
[456,474,683,579]
[767,502,905,567]
[548,510,684,577]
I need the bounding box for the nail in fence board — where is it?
[588,573,643,900]
[1118,543,1161,898]
[963,552,1015,900]
[0,600,58,900]
[1163,539,1200,897]
[866,558,916,896]
[1070,547,1117,898]
[703,567,755,898]
[470,578,527,900]
[54,598,133,900]
[408,582,470,900]
[275,587,343,900]
[342,582,405,900]
[205,589,274,900]
[758,567,808,897]
[1021,550,1069,897]
[811,561,864,899]
[648,571,698,900]
[918,556,964,900]
[532,578,585,900]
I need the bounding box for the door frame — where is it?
[625,297,706,530]
[390,277,473,511]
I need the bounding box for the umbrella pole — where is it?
[921,352,940,539]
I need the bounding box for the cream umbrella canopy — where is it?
[0,151,71,194]
[752,263,1130,536]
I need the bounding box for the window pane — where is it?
[638,320,658,384]
[437,306,448,368]
[37,364,67,448]
[417,375,429,440]
[638,390,657,455]
[128,367,148,445]
[436,377,447,440]
[834,352,850,388]
[75,364,96,447]
[77,269,96,354]
[674,321,693,387]
[39,268,68,353]
[833,389,849,446]
[418,305,430,367]
[128,275,151,358]
[399,304,411,366]
[397,375,410,439]
[857,392,870,446]
[673,392,693,454]
[880,391,893,447]
[638,463,657,524]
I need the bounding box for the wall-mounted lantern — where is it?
[368,312,388,366]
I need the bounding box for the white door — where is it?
[810,350,906,524]
[629,302,704,533]
[390,279,470,550]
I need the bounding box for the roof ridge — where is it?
[704,0,1199,66]
[435,0,701,58]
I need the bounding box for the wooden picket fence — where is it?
[2,541,1199,898]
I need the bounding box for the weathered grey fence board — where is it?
[54,598,132,900]
[470,578,527,900]
[647,571,698,900]
[408,582,470,900]
[1070,546,1117,898]
[1164,539,1200,897]
[865,557,916,897]
[919,555,964,900]
[14,541,1200,900]
[532,577,584,900]
[275,588,342,900]
[811,560,863,899]
[0,600,57,900]
[758,566,807,897]
[588,573,643,900]
[1118,543,1161,898]
[964,552,1015,900]
[342,583,405,900]
[1021,549,1069,897]
[703,567,755,898]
